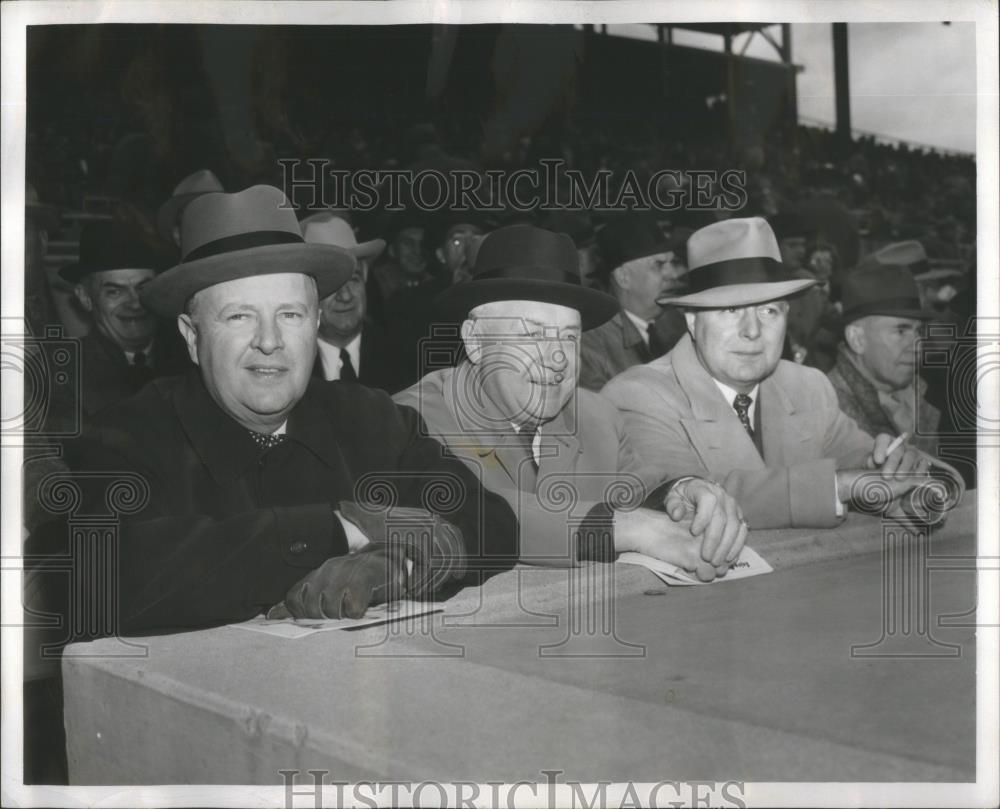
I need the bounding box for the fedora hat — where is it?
[658,217,817,308]
[841,264,933,325]
[299,211,386,261]
[855,240,929,275]
[434,223,618,330]
[141,185,356,318]
[58,220,173,284]
[156,169,225,241]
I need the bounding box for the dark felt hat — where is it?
[841,263,934,324]
[141,185,356,318]
[434,224,619,330]
[597,215,675,275]
[58,220,174,284]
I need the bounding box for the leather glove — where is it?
[268,501,467,620]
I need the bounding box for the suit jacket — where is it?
[314,321,410,394]
[77,326,190,418]
[53,370,518,635]
[579,308,688,392]
[602,333,874,529]
[394,363,646,565]
[827,345,940,455]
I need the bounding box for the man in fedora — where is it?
[156,168,225,246]
[827,264,940,455]
[394,224,747,578]
[59,185,518,632]
[579,215,690,391]
[300,211,407,392]
[60,220,189,418]
[604,217,943,530]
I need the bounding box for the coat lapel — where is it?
[672,335,766,471]
[758,372,812,465]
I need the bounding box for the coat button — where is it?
[289,541,308,555]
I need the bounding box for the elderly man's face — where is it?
[617,251,686,319]
[76,268,158,352]
[848,315,923,390]
[462,300,581,429]
[179,273,319,432]
[319,261,367,343]
[686,301,789,393]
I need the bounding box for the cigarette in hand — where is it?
[884,432,909,457]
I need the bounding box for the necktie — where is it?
[132,351,147,368]
[128,350,154,388]
[248,430,287,450]
[647,322,667,359]
[339,348,358,382]
[733,393,755,438]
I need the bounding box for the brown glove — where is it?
[269,502,467,620]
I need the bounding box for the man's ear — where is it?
[177,313,200,365]
[460,319,483,364]
[73,283,94,313]
[611,265,629,290]
[843,322,865,354]
[684,310,697,338]
[435,246,446,264]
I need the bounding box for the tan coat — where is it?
[602,334,875,529]
[394,362,646,565]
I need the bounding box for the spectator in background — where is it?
[370,215,433,304]
[156,168,225,246]
[300,211,408,393]
[771,211,839,371]
[579,216,689,391]
[827,264,939,455]
[60,220,189,417]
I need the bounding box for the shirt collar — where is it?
[622,308,653,345]
[712,378,760,407]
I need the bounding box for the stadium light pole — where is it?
[832,22,852,149]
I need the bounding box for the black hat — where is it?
[597,215,676,276]
[769,211,812,241]
[841,263,934,325]
[435,224,619,330]
[540,209,596,248]
[59,221,175,285]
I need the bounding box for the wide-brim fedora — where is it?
[435,223,619,331]
[855,240,928,275]
[156,169,225,241]
[299,211,386,261]
[841,263,934,325]
[142,185,357,318]
[59,220,174,285]
[658,217,817,308]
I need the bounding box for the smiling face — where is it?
[685,301,789,393]
[319,260,367,345]
[461,300,581,429]
[178,273,319,432]
[75,268,158,351]
[845,315,923,390]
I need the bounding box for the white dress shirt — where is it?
[317,333,362,381]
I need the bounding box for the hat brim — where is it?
[435,279,619,331]
[352,238,386,262]
[141,242,356,318]
[842,306,935,325]
[156,193,203,241]
[658,278,818,308]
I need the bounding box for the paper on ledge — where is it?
[228,600,444,639]
[617,546,773,585]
